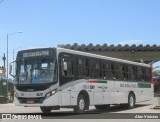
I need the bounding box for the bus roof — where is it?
[57,47,150,67]
[17,47,150,67]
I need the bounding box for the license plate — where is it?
[27,100,34,104]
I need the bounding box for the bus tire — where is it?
[40,106,52,113]
[74,94,87,113]
[128,93,135,109]
[95,105,110,110]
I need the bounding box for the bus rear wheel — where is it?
[40,106,52,113]
[74,94,88,113]
[128,93,135,109]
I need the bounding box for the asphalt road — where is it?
[0,97,160,121]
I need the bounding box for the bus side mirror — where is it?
[9,64,12,74]
[9,61,16,78]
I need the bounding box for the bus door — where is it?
[59,53,75,106]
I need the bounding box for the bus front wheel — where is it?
[40,106,52,113]
[128,93,135,109]
[74,94,88,113]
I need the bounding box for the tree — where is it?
[153,70,160,76]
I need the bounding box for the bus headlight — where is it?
[46,89,57,99]
[51,90,56,95]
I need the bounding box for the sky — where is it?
[0,0,160,71]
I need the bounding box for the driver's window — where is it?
[19,64,31,83]
[41,63,48,70]
[19,64,25,81]
[33,64,39,76]
[20,64,25,74]
[41,63,49,76]
[26,65,32,80]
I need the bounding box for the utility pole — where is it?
[2,53,6,68]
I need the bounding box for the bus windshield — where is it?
[17,58,57,84]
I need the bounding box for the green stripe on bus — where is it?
[138,83,151,88]
[88,80,107,83]
[98,80,107,83]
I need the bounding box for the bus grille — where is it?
[18,97,45,104]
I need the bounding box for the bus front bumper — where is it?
[14,93,59,107]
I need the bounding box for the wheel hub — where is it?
[79,99,85,110]
[130,96,134,107]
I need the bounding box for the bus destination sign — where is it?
[23,50,49,58]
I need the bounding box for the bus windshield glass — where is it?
[17,58,57,84]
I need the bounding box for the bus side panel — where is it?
[86,81,109,105]
[108,80,129,104]
[136,83,153,103]
[93,83,103,105]
[108,80,116,104]
[61,87,71,105]
[60,80,93,106]
[43,93,59,106]
[102,83,110,105]
[114,81,129,104]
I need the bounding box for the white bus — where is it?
[10,47,154,113]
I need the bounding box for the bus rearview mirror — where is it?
[9,61,16,78]
[9,64,12,74]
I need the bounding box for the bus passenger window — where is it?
[141,67,146,82]
[61,58,73,77]
[115,64,123,80]
[133,66,138,81]
[111,63,116,80]
[146,68,151,82]
[63,61,68,76]
[138,67,142,81]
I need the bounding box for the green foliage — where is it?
[153,70,160,76]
